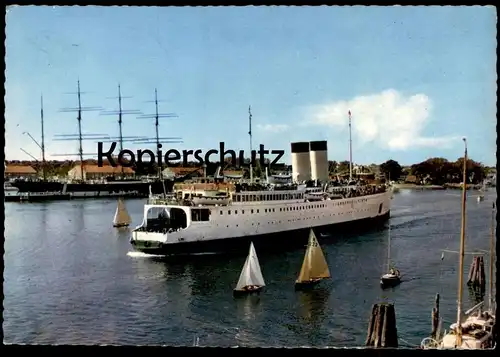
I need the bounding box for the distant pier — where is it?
[393,183,485,191]
[4,191,146,203]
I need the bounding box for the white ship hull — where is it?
[130,190,391,255]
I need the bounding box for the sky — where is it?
[5,6,497,167]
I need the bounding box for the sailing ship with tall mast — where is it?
[233,242,266,296]
[113,197,132,228]
[380,224,401,288]
[295,229,331,290]
[10,83,189,198]
[16,95,62,192]
[420,138,495,350]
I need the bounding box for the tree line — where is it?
[5,156,493,184]
[378,157,493,185]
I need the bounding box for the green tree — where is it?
[410,157,485,185]
[254,159,262,179]
[337,160,350,174]
[454,157,485,184]
[328,160,338,173]
[379,159,402,181]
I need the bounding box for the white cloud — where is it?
[256,123,290,133]
[306,89,459,150]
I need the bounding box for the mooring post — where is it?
[468,255,486,292]
[467,256,476,285]
[478,256,486,292]
[431,293,440,339]
[467,256,480,286]
[365,303,398,348]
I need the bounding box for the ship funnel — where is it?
[309,140,329,182]
[291,142,311,183]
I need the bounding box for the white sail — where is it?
[235,242,265,290]
[113,198,132,226]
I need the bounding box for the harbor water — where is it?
[3,189,496,346]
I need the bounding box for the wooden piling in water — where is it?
[467,256,486,292]
[365,303,398,348]
[431,293,440,339]
[479,256,486,290]
[467,256,476,284]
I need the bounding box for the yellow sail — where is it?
[113,198,132,227]
[296,230,330,283]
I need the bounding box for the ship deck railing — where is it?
[19,191,70,196]
[146,187,386,207]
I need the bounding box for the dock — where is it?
[5,191,146,203]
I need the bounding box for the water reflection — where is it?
[72,202,86,233]
[467,286,485,305]
[234,294,262,323]
[296,287,331,324]
[130,256,194,321]
[139,256,189,281]
[114,226,131,239]
[40,203,48,228]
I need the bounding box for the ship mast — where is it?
[136,88,182,194]
[53,80,103,180]
[40,95,46,180]
[387,226,391,272]
[348,110,353,182]
[455,137,468,347]
[76,80,84,179]
[100,83,143,176]
[118,84,124,152]
[249,105,253,184]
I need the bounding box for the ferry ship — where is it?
[130,140,392,255]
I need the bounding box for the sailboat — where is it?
[420,138,495,350]
[295,229,331,290]
[380,224,401,289]
[233,242,266,296]
[113,197,132,228]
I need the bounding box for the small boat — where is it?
[191,194,231,206]
[486,202,496,316]
[113,197,132,228]
[233,242,266,296]
[304,191,328,202]
[380,225,401,289]
[295,229,331,290]
[380,270,401,288]
[477,181,486,202]
[436,202,496,349]
[177,187,231,206]
[420,138,495,350]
